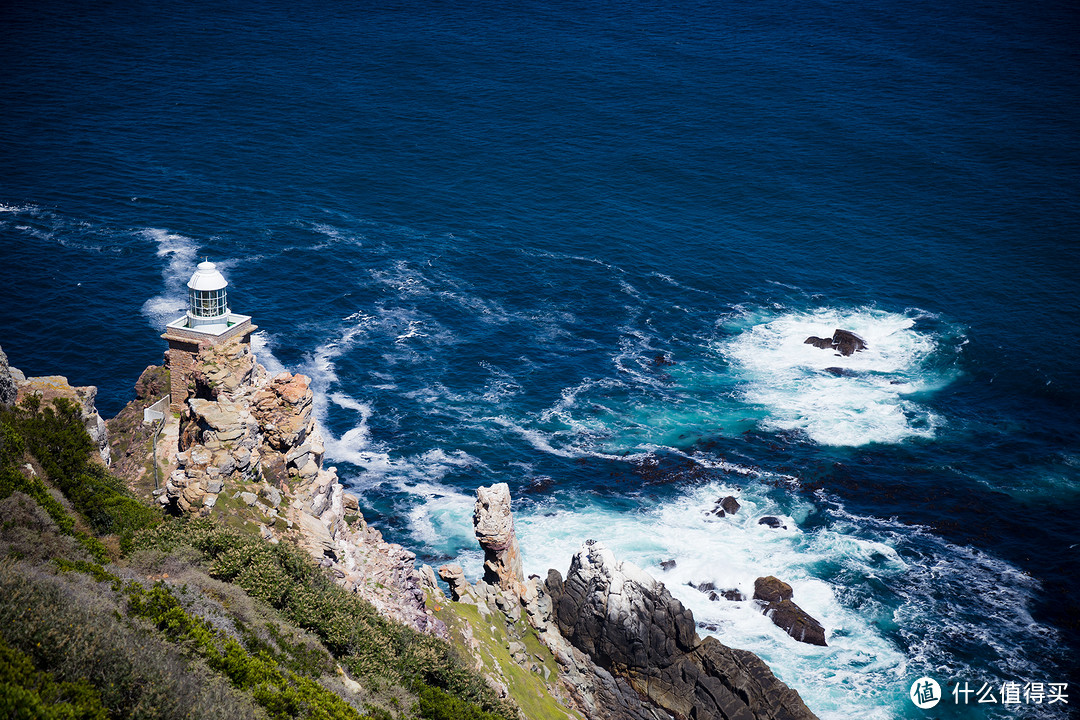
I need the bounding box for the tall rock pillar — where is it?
[473,483,526,595]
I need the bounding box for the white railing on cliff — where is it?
[143,394,171,489]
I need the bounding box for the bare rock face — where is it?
[753,576,827,647]
[473,483,526,595]
[188,337,258,399]
[160,340,445,638]
[804,329,867,357]
[0,345,17,407]
[15,373,110,466]
[437,564,470,601]
[252,372,314,455]
[554,542,818,720]
[134,364,170,401]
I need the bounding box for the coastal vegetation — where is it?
[0,396,516,720]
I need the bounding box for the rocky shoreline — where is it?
[1,340,820,719]
[431,482,818,720]
[156,337,444,636]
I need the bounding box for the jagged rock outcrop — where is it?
[437,564,471,601]
[753,577,827,647]
[552,542,818,720]
[134,364,170,401]
[161,338,445,637]
[437,485,817,720]
[436,487,672,719]
[709,495,741,517]
[804,329,866,357]
[15,372,111,466]
[474,482,527,595]
[0,345,18,407]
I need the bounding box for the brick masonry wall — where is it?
[167,341,199,412]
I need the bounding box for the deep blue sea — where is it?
[2,1,1078,717]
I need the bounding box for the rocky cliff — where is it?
[434,483,818,720]
[105,338,818,719]
[0,345,18,407]
[1,344,111,465]
[552,543,817,720]
[157,338,444,636]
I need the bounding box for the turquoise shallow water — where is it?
[2,1,1078,716]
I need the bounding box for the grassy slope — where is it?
[0,397,517,720]
[428,591,583,720]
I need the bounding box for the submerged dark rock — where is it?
[758,516,787,530]
[804,329,867,357]
[803,336,834,350]
[753,576,827,647]
[832,329,867,356]
[708,495,742,518]
[660,559,677,571]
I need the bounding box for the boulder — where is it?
[473,483,526,595]
[437,564,470,601]
[758,516,787,530]
[832,329,866,356]
[188,398,244,433]
[753,576,793,604]
[720,496,741,514]
[260,483,282,508]
[753,576,827,647]
[803,336,834,350]
[272,372,311,406]
[553,542,818,720]
[804,329,867,357]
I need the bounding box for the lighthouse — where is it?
[162,261,257,411]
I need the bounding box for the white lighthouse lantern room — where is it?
[162,260,257,411]
[186,261,230,330]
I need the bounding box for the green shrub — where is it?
[3,398,161,552]
[415,683,508,720]
[0,561,263,720]
[126,581,367,719]
[0,634,109,720]
[137,518,515,719]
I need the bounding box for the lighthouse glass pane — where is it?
[190,288,228,317]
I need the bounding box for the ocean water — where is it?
[2,1,1078,717]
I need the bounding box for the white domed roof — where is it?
[187,261,228,291]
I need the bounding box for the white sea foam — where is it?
[250,332,287,375]
[511,484,906,718]
[0,203,39,214]
[719,307,953,446]
[505,481,1059,720]
[140,228,200,328]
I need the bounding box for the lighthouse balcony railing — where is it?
[162,313,255,344]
